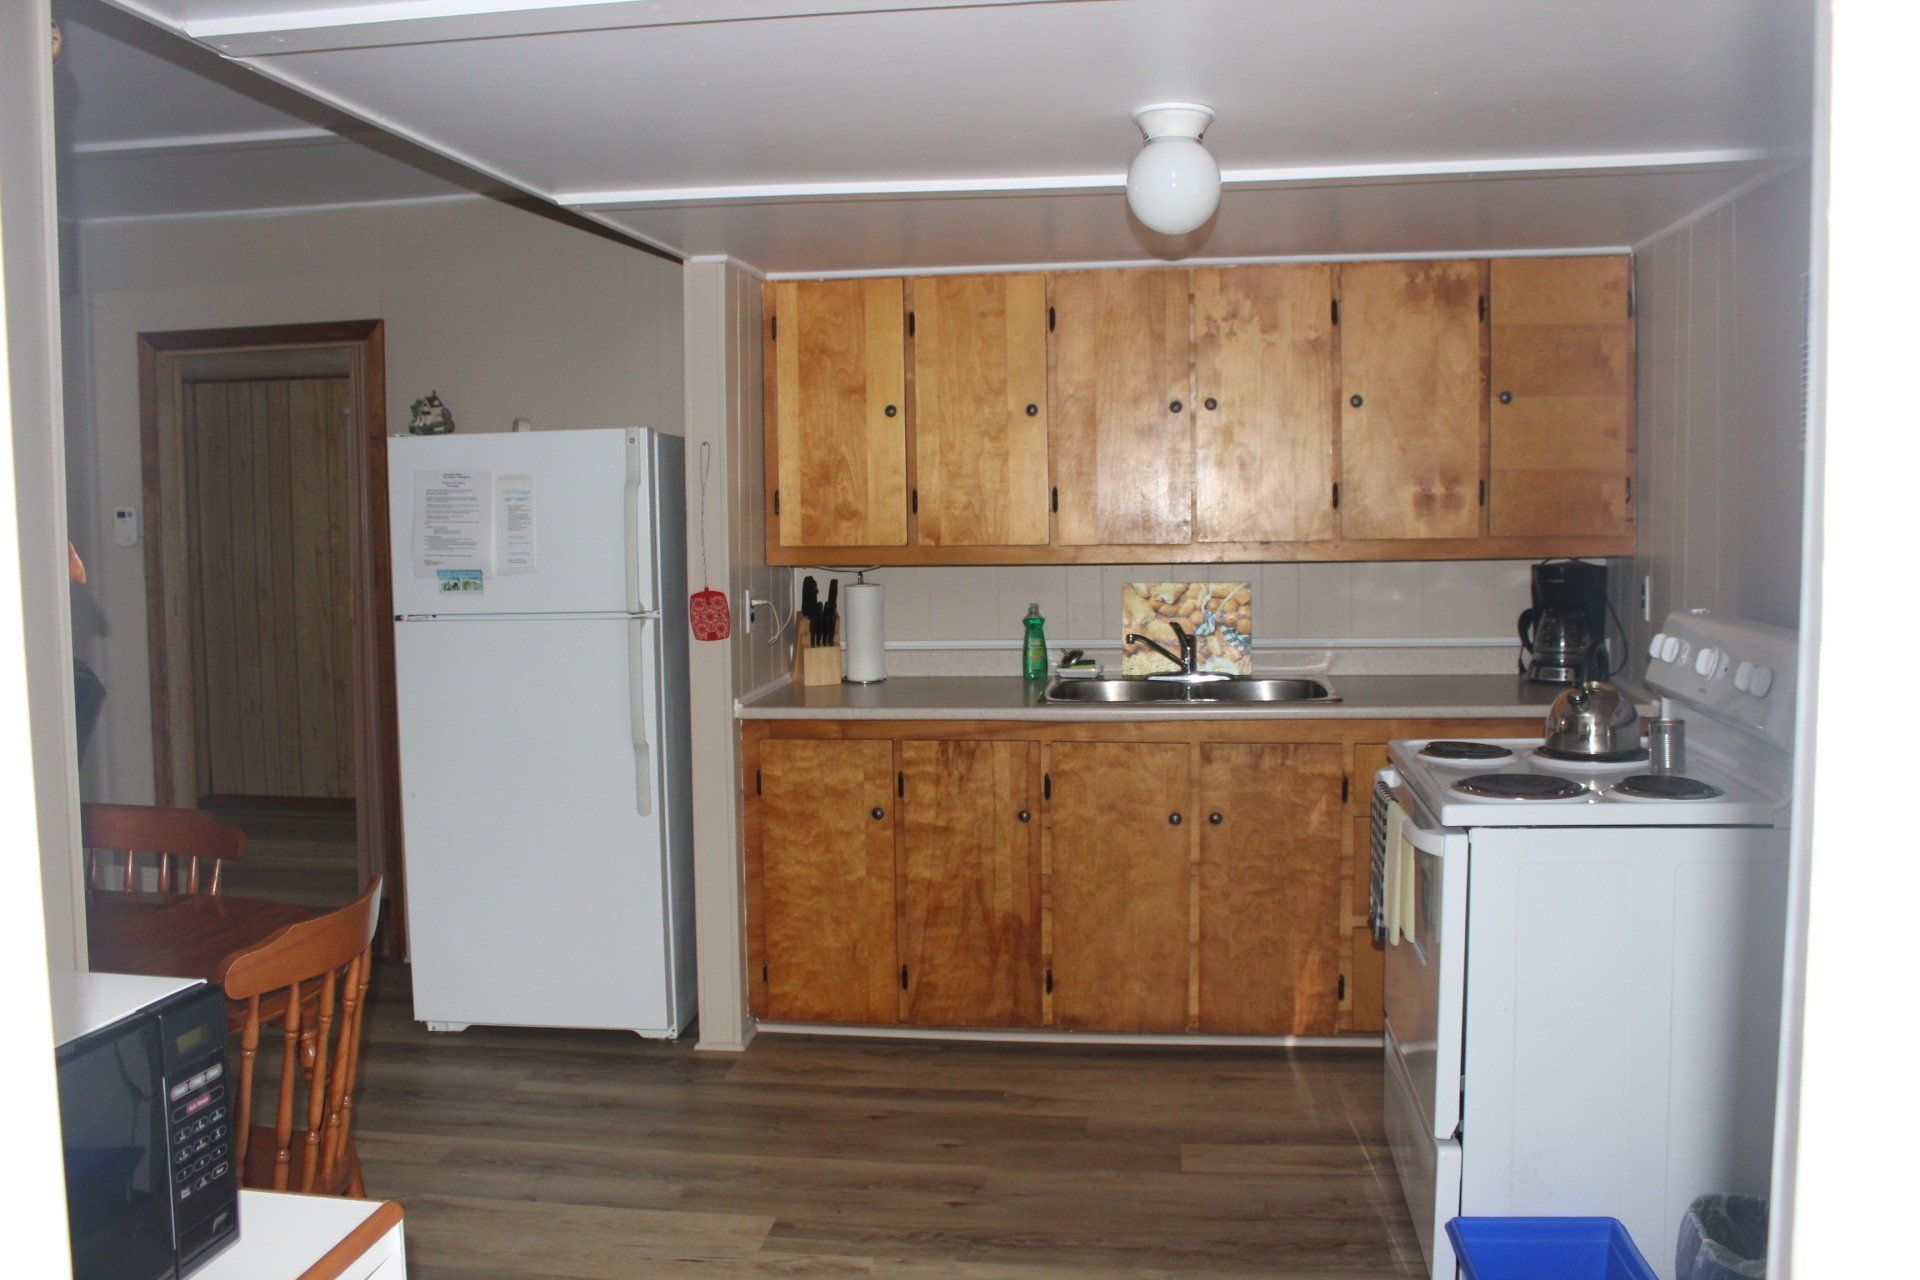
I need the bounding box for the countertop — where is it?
[737,674,1580,722]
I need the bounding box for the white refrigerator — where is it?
[387,427,694,1037]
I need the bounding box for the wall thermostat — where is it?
[112,506,140,548]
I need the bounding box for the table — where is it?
[87,891,316,982]
[197,1191,406,1280]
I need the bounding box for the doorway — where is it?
[137,321,404,949]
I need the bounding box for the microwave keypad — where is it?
[169,1072,232,1203]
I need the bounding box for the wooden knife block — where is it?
[793,643,842,686]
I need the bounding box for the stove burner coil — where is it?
[1611,774,1724,801]
[1451,773,1587,801]
[1420,740,1514,761]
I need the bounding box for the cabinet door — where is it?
[1345,743,1392,1033]
[759,739,897,1023]
[1196,744,1343,1034]
[909,274,1051,546]
[1046,742,1192,1031]
[1488,256,1635,536]
[1337,260,1487,540]
[1047,270,1192,545]
[898,740,1041,1026]
[769,279,908,547]
[1193,265,1338,543]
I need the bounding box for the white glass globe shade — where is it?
[1127,136,1221,235]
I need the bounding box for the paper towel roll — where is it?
[842,581,886,683]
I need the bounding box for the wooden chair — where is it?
[218,877,382,1197]
[81,802,246,895]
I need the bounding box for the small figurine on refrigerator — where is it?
[408,391,457,435]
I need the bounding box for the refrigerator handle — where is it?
[624,432,646,615]
[627,613,656,817]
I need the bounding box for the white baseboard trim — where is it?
[751,1021,1381,1050]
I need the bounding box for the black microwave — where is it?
[53,975,240,1279]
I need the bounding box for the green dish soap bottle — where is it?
[1022,603,1049,681]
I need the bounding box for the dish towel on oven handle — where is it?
[1369,779,1395,943]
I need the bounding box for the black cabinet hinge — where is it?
[1332,482,1341,510]
[755,769,762,796]
[773,490,780,516]
[897,771,905,798]
[1331,298,1340,325]
[1050,487,1059,513]
[1048,305,1056,332]
[1043,773,1052,800]
[1627,287,1635,319]
[761,962,769,985]
[908,310,915,336]
[1338,974,1347,1001]
[901,964,910,990]
[769,316,776,341]
[911,489,919,514]
[1625,476,1634,504]
[1342,776,1351,803]
[1045,968,1054,995]
[1479,479,1487,506]
[1478,294,1488,323]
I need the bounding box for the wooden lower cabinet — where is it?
[757,739,898,1023]
[1045,742,1194,1032]
[1196,744,1344,1035]
[897,740,1042,1027]
[746,717,1536,1035]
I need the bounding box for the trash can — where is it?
[1676,1194,1768,1280]
[1447,1217,1658,1280]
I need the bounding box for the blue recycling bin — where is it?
[1447,1217,1659,1280]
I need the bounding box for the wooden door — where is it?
[184,375,355,802]
[897,740,1041,1026]
[1488,256,1636,536]
[1047,270,1192,545]
[1344,743,1391,1033]
[1195,744,1344,1034]
[909,274,1051,546]
[1192,265,1338,543]
[1337,260,1487,540]
[1046,742,1192,1031]
[758,739,898,1023]
[769,278,908,547]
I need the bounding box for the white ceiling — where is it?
[88,0,1814,269]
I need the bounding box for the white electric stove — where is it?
[1377,610,1796,1280]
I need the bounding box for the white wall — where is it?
[1624,166,1812,656]
[67,197,684,802]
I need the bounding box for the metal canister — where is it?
[1649,717,1686,775]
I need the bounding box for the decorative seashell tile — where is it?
[1120,582,1252,676]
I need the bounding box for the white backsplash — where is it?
[790,560,1535,677]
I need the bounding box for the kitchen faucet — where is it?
[1124,621,1229,684]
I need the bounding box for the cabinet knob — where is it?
[1498,390,1513,405]
[884,404,898,417]
[1349,394,1364,408]
[1025,403,1039,416]
[1208,811,1223,825]
[1017,809,1031,823]
[871,807,886,820]
[1169,400,1183,414]
[1204,397,1219,411]
[1168,812,1182,826]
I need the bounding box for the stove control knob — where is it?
[1750,665,1775,698]
[1659,635,1684,663]
[1648,632,1668,658]
[1694,646,1724,678]
[1735,660,1755,691]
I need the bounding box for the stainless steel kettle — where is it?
[1542,679,1641,757]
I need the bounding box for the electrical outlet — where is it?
[1641,575,1652,622]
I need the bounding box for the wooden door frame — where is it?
[137,319,406,956]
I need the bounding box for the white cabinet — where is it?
[197,1192,405,1280]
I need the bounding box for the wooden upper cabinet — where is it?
[1487,256,1636,537]
[897,740,1042,1027]
[1046,742,1193,1032]
[1337,260,1487,541]
[768,279,908,547]
[1048,270,1193,545]
[757,739,898,1024]
[908,274,1051,546]
[1195,744,1344,1036]
[1193,265,1338,543]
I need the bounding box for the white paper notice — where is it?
[498,474,537,575]
[412,470,493,579]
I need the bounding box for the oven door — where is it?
[1382,785,1469,1143]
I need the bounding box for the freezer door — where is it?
[394,615,672,1032]
[388,428,652,616]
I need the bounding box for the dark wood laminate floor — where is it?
[352,965,1424,1278]
[207,802,359,910]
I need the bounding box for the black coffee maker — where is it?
[1519,559,1612,684]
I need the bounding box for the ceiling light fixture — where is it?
[1126,103,1220,236]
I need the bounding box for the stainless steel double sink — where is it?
[1044,677,1337,704]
